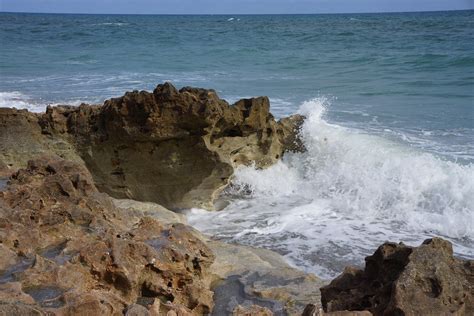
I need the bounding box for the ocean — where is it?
[1,11,473,277]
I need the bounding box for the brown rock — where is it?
[0,108,84,176]
[277,114,306,153]
[233,304,273,316]
[0,302,46,315]
[0,156,215,315]
[1,83,302,210]
[323,312,372,316]
[321,238,473,315]
[300,307,372,316]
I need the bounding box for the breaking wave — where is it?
[188,97,474,278]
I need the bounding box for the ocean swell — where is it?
[188,97,474,278]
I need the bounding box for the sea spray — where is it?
[188,97,474,278]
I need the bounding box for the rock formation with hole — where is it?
[1,83,303,210]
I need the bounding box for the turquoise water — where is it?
[1,11,473,277]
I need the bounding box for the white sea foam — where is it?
[188,97,474,278]
[0,91,46,112]
[0,91,97,113]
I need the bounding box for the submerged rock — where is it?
[208,240,325,316]
[321,238,473,316]
[0,156,215,315]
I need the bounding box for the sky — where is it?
[1,0,473,14]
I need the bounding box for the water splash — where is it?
[188,97,474,278]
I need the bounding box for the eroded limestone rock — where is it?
[0,156,215,315]
[0,108,83,178]
[1,83,303,210]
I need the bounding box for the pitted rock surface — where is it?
[0,156,215,315]
[321,238,473,316]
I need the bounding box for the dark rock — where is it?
[321,238,473,315]
[301,304,318,316]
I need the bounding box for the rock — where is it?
[0,244,16,271]
[0,108,84,176]
[277,114,305,153]
[208,240,325,316]
[301,304,318,316]
[0,156,215,315]
[161,302,194,316]
[125,303,151,316]
[323,312,372,316]
[300,306,373,316]
[321,238,473,315]
[0,302,46,315]
[0,109,46,173]
[233,304,274,316]
[112,198,187,225]
[0,161,10,178]
[0,83,302,210]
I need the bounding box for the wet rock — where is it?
[277,114,305,153]
[208,240,325,316]
[321,238,473,315]
[23,285,65,308]
[301,304,318,316]
[0,156,215,315]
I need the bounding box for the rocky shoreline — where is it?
[0,83,472,315]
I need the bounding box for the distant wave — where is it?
[91,22,129,26]
[0,91,43,112]
[0,91,94,113]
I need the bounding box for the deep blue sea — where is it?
[1,11,473,277]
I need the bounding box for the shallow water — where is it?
[24,286,65,308]
[1,10,473,278]
[0,257,34,284]
[0,179,8,191]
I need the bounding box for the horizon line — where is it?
[0,8,472,16]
